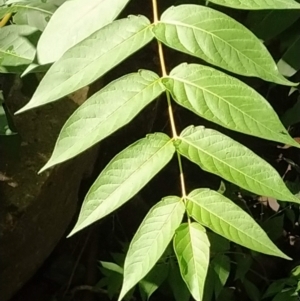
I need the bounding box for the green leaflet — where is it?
[17,15,154,113]
[68,133,175,236]
[246,10,300,41]
[186,188,290,259]
[153,4,296,86]
[36,0,131,64]
[163,63,299,148]
[208,0,300,10]
[8,1,56,31]
[40,70,165,172]
[178,126,300,203]
[211,254,230,298]
[0,25,38,70]
[173,222,210,301]
[119,197,185,301]
[139,263,169,301]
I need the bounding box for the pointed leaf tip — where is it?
[69,133,175,236]
[187,188,291,260]
[119,197,185,300]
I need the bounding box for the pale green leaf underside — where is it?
[187,188,290,259]
[163,63,299,148]
[68,133,175,236]
[0,25,37,67]
[119,197,185,301]
[174,222,210,301]
[37,0,130,64]
[40,70,164,172]
[208,0,300,10]
[17,15,153,113]
[153,5,296,86]
[178,126,300,203]
[12,2,57,32]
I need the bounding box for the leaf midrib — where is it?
[55,77,162,161]
[38,22,153,100]
[187,195,281,255]
[179,134,293,201]
[168,75,292,144]
[80,138,174,226]
[159,19,282,82]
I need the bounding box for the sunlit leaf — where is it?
[40,71,164,171]
[208,0,300,9]
[36,0,131,64]
[68,133,175,236]
[187,188,291,259]
[178,126,300,203]
[0,25,38,69]
[163,63,299,147]
[17,15,153,113]
[174,222,210,301]
[153,4,296,86]
[10,1,56,31]
[119,197,185,301]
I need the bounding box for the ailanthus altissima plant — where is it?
[13,0,300,300]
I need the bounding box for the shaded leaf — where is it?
[119,197,185,301]
[174,222,210,301]
[36,0,131,64]
[234,253,252,281]
[263,215,284,241]
[163,63,298,147]
[208,0,300,9]
[272,289,299,301]
[246,10,300,41]
[211,254,230,298]
[187,188,291,259]
[207,231,230,254]
[243,279,261,301]
[139,263,169,301]
[278,36,300,77]
[168,258,191,301]
[0,25,38,69]
[17,15,153,112]
[178,126,300,203]
[40,70,164,171]
[153,5,295,86]
[68,133,175,236]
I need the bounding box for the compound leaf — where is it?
[17,15,153,113]
[163,63,299,147]
[153,4,296,86]
[174,222,210,301]
[119,197,185,301]
[68,133,175,236]
[208,0,300,9]
[187,188,290,259]
[40,70,164,171]
[177,126,300,203]
[36,0,130,64]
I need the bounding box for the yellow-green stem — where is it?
[0,13,12,27]
[152,0,188,201]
